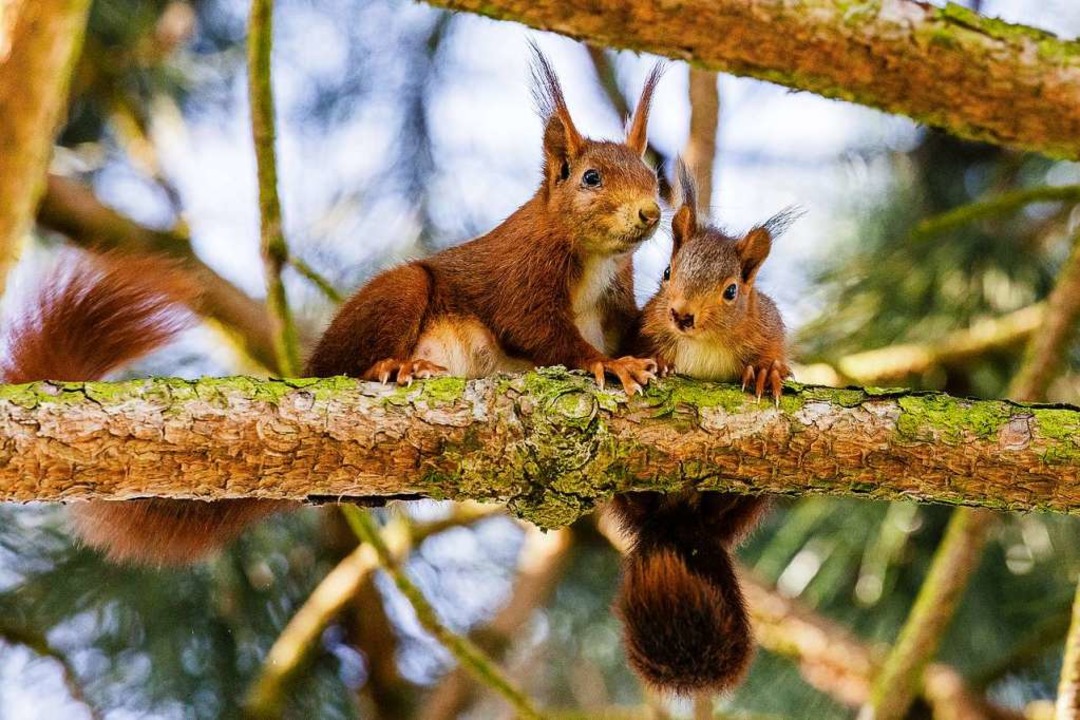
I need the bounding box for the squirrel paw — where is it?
[363,358,448,386]
[590,356,657,396]
[741,359,790,404]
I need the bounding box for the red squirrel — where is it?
[612,162,795,694]
[69,45,667,566]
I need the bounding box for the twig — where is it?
[247,0,302,376]
[1057,581,1080,719]
[866,229,1080,720]
[341,506,549,720]
[289,255,343,304]
[244,504,501,718]
[913,184,1080,241]
[420,524,573,720]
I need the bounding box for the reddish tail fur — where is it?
[611,491,769,694]
[0,252,285,566]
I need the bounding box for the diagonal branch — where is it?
[3,371,1080,520]
[341,507,549,720]
[423,0,1080,159]
[36,175,282,372]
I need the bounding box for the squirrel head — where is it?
[653,161,796,340]
[529,42,662,256]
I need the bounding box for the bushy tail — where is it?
[1,251,286,566]
[610,491,769,695]
[0,252,197,383]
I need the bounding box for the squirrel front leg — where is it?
[307,263,445,383]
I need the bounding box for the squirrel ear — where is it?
[671,205,695,255]
[671,159,698,254]
[530,42,584,183]
[626,62,664,156]
[736,226,772,285]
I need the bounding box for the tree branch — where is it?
[36,175,282,372]
[800,303,1046,386]
[2,370,1080,521]
[244,504,500,718]
[341,507,549,720]
[0,0,92,295]
[424,0,1080,160]
[248,0,301,376]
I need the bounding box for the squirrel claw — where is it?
[743,359,790,404]
[363,358,448,386]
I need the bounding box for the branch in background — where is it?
[244,504,501,718]
[341,507,549,720]
[585,46,673,203]
[0,619,101,720]
[0,0,93,296]
[798,303,1045,387]
[866,229,1080,720]
[683,69,719,208]
[36,174,281,372]
[420,525,574,720]
[424,0,1080,160]
[4,371,1080,518]
[289,255,343,304]
[913,185,1080,241]
[247,0,301,376]
[863,508,993,720]
[1057,581,1080,719]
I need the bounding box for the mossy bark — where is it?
[424,0,1080,160]
[1,369,1079,524]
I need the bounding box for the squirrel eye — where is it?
[662,266,671,282]
[582,169,602,188]
[723,283,738,301]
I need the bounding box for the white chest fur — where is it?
[413,317,533,378]
[571,255,620,355]
[672,339,742,382]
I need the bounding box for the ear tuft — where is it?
[671,159,698,254]
[626,61,666,156]
[530,40,584,173]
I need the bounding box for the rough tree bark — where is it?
[0,0,92,295]
[1,369,1079,524]
[424,0,1080,160]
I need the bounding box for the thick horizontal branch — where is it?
[1,369,1078,523]
[425,0,1080,160]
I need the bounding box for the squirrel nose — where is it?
[670,308,695,331]
[638,201,661,227]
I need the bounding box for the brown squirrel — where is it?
[70,44,667,566]
[611,162,795,694]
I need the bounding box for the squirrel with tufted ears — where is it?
[611,161,797,695]
[69,43,667,566]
